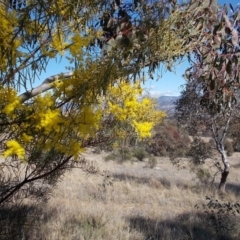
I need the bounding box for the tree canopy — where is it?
[175,1,240,192]
[1,0,180,204]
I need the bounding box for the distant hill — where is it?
[157,96,180,114]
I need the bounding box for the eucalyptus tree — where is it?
[176,2,240,192]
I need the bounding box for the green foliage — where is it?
[104,153,117,162]
[104,147,132,163]
[147,156,157,169]
[118,147,132,162]
[187,138,214,165]
[146,121,190,159]
[196,168,212,185]
[196,197,240,239]
[184,2,240,115]
[133,147,147,161]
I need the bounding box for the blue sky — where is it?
[143,59,189,97]
[144,0,240,97]
[35,0,239,97]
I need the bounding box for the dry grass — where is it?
[2,151,240,240]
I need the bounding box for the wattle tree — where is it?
[0,0,190,205]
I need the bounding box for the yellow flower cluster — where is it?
[36,109,61,133]
[21,133,33,142]
[0,76,164,161]
[59,140,84,160]
[132,121,153,138]
[69,33,91,57]
[0,86,22,116]
[2,99,21,115]
[4,140,25,160]
[0,6,20,71]
[103,80,166,139]
[51,32,68,55]
[107,81,142,121]
[76,106,102,136]
[0,4,148,161]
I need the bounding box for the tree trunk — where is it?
[218,144,230,192]
[219,170,229,192]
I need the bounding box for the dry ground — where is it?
[5,151,240,240]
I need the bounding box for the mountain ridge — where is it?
[157,95,180,114]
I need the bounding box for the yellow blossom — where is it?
[22,133,33,143]
[4,140,25,160]
[36,109,61,134]
[132,121,153,138]
[102,80,166,139]
[2,99,21,115]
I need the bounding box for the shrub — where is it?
[187,137,213,165]
[104,147,132,163]
[104,153,117,161]
[118,147,132,162]
[169,146,188,161]
[196,197,240,239]
[133,147,147,161]
[208,138,216,147]
[146,121,190,159]
[147,156,157,168]
[196,168,211,184]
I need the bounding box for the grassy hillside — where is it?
[7,150,240,240]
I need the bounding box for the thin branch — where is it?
[19,71,74,103]
[212,169,221,183]
[0,155,72,205]
[211,118,218,141]
[220,112,232,144]
[2,39,49,85]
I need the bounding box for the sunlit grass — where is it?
[3,150,240,240]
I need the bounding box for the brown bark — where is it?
[219,170,229,192]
